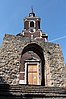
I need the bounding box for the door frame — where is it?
[24,59,41,85]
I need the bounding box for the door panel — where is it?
[33,73,37,84]
[28,64,38,85]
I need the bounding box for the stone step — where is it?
[0,84,66,92]
[0,84,66,98]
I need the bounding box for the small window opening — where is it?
[30,21,34,27]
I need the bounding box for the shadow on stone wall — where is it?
[0,76,33,99]
[0,76,7,84]
[0,76,11,98]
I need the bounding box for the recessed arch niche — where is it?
[19,43,45,86]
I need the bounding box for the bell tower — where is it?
[17,9,48,41]
[24,8,40,33]
[23,9,48,41]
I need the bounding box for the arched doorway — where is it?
[19,43,45,86]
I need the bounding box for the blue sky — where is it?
[0,0,66,63]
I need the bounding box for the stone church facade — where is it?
[0,10,66,98]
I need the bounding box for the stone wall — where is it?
[0,34,65,87]
[62,65,66,87]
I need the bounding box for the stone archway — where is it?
[19,43,45,86]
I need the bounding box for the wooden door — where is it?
[28,64,38,85]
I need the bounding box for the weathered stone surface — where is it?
[0,34,65,87]
[0,84,66,99]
